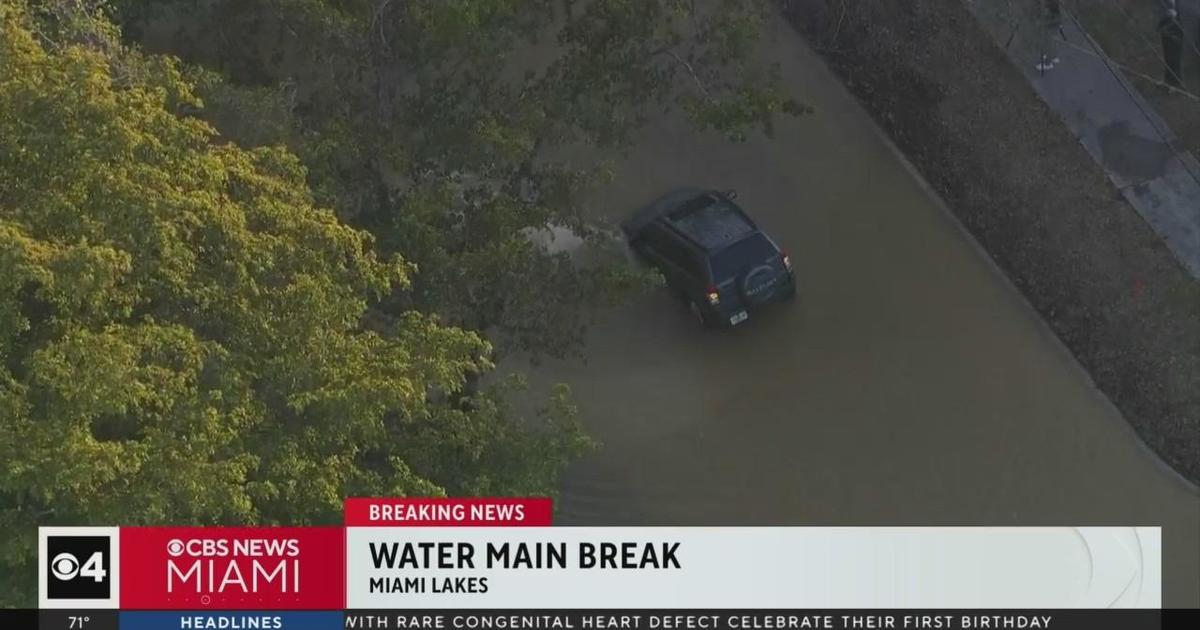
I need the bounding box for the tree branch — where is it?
[651,47,712,101]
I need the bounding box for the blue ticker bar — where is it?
[117,612,342,630]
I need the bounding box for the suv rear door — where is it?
[710,233,789,307]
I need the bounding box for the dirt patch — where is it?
[782,0,1200,485]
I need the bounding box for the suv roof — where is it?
[660,193,757,251]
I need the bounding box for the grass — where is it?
[1072,0,1200,157]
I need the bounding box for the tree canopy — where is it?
[0,0,805,606]
[111,0,808,358]
[0,0,589,605]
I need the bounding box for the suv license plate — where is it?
[730,311,749,325]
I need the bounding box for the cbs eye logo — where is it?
[46,536,110,599]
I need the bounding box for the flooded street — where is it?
[521,16,1200,607]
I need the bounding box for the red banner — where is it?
[344,497,552,526]
[119,527,344,610]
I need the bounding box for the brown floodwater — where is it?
[519,16,1199,607]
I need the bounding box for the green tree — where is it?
[0,1,590,606]
[110,0,809,359]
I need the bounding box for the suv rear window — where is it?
[710,233,776,281]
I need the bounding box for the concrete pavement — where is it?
[516,14,1199,607]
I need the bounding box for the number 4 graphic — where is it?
[78,551,107,582]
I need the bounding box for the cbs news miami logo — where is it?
[38,526,344,610]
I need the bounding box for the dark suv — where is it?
[622,187,795,327]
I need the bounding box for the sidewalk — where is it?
[969,2,1200,280]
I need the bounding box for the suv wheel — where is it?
[740,264,777,307]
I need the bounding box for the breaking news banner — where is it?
[12,498,1193,630]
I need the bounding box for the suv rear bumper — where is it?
[704,275,795,327]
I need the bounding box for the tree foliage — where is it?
[0,0,805,605]
[111,0,809,359]
[0,1,591,605]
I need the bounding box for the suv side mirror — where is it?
[723,189,738,200]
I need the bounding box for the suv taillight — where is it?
[782,251,792,271]
[706,285,720,306]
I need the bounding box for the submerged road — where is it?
[523,16,1200,606]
